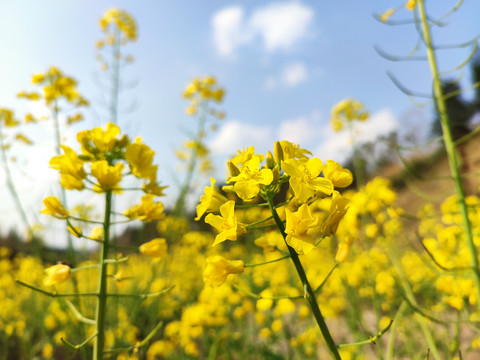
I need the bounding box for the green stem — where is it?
[244,254,290,267]
[15,279,98,297]
[93,190,112,360]
[103,320,163,354]
[0,125,36,243]
[51,105,77,267]
[110,29,121,125]
[174,102,208,216]
[337,320,393,348]
[417,0,480,311]
[347,118,364,188]
[245,215,275,229]
[61,332,98,351]
[385,301,408,360]
[386,245,441,360]
[266,194,342,360]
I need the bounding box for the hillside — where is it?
[384,132,480,215]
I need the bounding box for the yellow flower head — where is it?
[195,178,229,221]
[205,201,245,246]
[275,141,312,163]
[335,237,353,262]
[44,264,71,286]
[99,8,138,42]
[124,194,165,222]
[142,175,168,197]
[321,192,349,236]
[285,204,320,254]
[228,157,273,200]
[183,76,226,121]
[139,238,168,259]
[22,66,89,107]
[0,108,20,127]
[405,0,416,11]
[49,145,87,190]
[322,160,353,188]
[230,146,263,168]
[91,160,124,192]
[203,255,244,287]
[67,225,82,238]
[330,98,369,132]
[41,196,69,219]
[14,133,33,145]
[67,113,84,125]
[89,226,104,242]
[125,140,158,179]
[282,157,334,203]
[78,122,124,155]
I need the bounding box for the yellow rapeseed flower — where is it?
[125,140,158,179]
[91,160,124,192]
[124,194,165,222]
[0,108,20,127]
[202,255,244,287]
[195,178,228,221]
[282,157,334,203]
[405,0,416,11]
[335,237,353,263]
[50,145,87,190]
[44,264,71,286]
[321,192,349,236]
[275,140,312,163]
[227,157,273,200]
[99,8,138,42]
[205,201,245,246]
[78,122,122,154]
[139,238,168,259]
[284,204,320,254]
[322,160,353,188]
[330,98,369,132]
[41,196,69,219]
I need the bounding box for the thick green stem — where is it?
[417,0,480,310]
[93,190,112,360]
[266,194,342,360]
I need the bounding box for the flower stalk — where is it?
[417,0,480,310]
[93,190,112,360]
[266,193,342,360]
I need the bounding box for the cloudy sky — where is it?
[0,1,478,246]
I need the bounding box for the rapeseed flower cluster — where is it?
[18,66,89,112]
[330,98,369,132]
[183,75,225,117]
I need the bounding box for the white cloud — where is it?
[249,2,314,52]
[264,62,308,90]
[281,62,307,87]
[209,120,272,155]
[208,109,398,178]
[212,6,251,57]
[278,111,321,144]
[211,2,314,57]
[355,109,398,142]
[315,109,398,163]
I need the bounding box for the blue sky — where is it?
[0,1,479,246]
